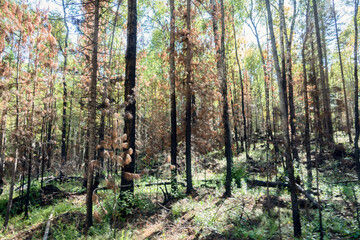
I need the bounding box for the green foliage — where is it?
[0,183,42,217]
[51,220,81,239]
[232,162,248,188]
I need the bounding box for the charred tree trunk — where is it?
[85,0,100,231]
[248,11,272,149]
[231,7,248,159]
[310,36,323,150]
[219,0,233,197]
[302,2,312,189]
[332,0,352,143]
[231,71,240,155]
[354,0,360,181]
[0,110,6,193]
[99,0,122,170]
[4,34,22,229]
[170,0,177,192]
[185,0,193,194]
[279,0,300,162]
[265,0,301,237]
[61,0,69,164]
[24,149,32,218]
[313,0,333,142]
[120,0,137,195]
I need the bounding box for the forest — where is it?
[0,0,360,239]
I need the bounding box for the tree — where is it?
[354,0,360,181]
[61,0,70,165]
[279,0,299,163]
[120,0,137,195]
[232,5,249,159]
[246,0,272,151]
[313,0,333,143]
[3,29,21,228]
[185,0,193,194]
[85,0,100,230]
[265,0,301,237]
[332,0,352,144]
[302,0,312,189]
[169,0,177,192]
[219,0,233,197]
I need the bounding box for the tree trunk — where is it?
[170,0,177,192]
[248,11,272,147]
[61,0,69,164]
[46,115,53,170]
[85,0,100,231]
[231,7,248,159]
[231,70,240,155]
[120,0,137,195]
[218,0,233,197]
[313,0,333,142]
[332,0,352,143]
[265,0,301,237]
[99,0,123,171]
[24,149,32,218]
[4,34,22,229]
[320,15,330,127]
[279,0,300,162]
[302,1,312,189]
[310,36,323,150]
[185,0,193,194]
[0,110,6,193]
[354,0,360,181]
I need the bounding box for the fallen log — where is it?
[295,183,322,209]
[93,181,187,192]
[246,179,287,189]
[15,176,83,191]
[43,206,54,240]
[246,179,321,209]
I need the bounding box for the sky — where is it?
[33,0,355,50]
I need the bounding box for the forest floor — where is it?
[0,134,360,239]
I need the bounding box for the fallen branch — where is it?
[295,183,322,209]
[246,179,287,189]
[330,180,359,184]
[15,176,83,191]
[246,179,321,209]
[136,181,186,187]
[43,206,54,240]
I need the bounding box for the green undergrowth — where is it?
[0,134,359,239]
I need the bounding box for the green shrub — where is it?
[232,162,247,188]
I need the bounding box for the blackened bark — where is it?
[332,0,352,143]
[185,0,193,194]
[4,34,21,229]
[302,1,312,189]
[0,111,5,188]
[354,0,360,181]
[85,0,100,231]
[46,117,53,170]
[248,11,272,147]
[313,0,333,142]
[24,150,32,218]
[98,0,122,175]
[279,0,300,162]
[219,0,233,197]
[61,0,69,164]
[170,0,177,192]
[265,0,301,237]
[232,8,248,159]
[120,0,137,194]
[231,71,240,155]
[310,36,323,150]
